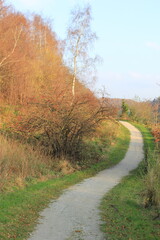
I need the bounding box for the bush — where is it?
[151,125,160,148]
[10,90,110,161]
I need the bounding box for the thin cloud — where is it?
[146,41,160,51]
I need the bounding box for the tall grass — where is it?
[131,123,160,208]
[143,150,160,208]
[0,135,56,191]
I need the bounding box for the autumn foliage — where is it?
[0,0,68,104]
[0,1,115,162]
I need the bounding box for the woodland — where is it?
[0,0,119,188]
[0,1,113,156]
[0,0,160,187]
[0,1,160,239]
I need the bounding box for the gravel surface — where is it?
[28,121,144,240]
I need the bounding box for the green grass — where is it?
[100,123,160,240]
[100,174,160,240]
[0,123,130,240]
[131,122,155,152]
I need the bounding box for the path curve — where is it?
[28,121,144,240]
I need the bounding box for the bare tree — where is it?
[65,5,98,98]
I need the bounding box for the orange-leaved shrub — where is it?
[11,85,110,161]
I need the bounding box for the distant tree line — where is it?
[120,98,160,125]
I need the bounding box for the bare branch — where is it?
[0,26,23,68]
[66,5,98,98]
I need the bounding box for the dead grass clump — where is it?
[54,158,77,175]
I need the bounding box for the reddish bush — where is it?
[151,126,160,144]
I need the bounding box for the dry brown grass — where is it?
[0,135,56,191]
[54,158,78,175]
[94,120,120,143]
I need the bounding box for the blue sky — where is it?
[6,0,160,100]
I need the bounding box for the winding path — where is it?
[28,121,144,240]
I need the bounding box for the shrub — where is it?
[11,89,110,161]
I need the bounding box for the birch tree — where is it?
[66,5,97,98]
[0,26,22,68]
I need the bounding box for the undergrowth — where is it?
[0,135,61,192]
[0,120,120,192]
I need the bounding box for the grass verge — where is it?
[100,123,160,240]
[130,122,155,152]
[0,123,130,240]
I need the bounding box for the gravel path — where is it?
[28,121,144,240]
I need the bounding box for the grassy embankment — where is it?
[0,122,130,240]
[100,123,160,240]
